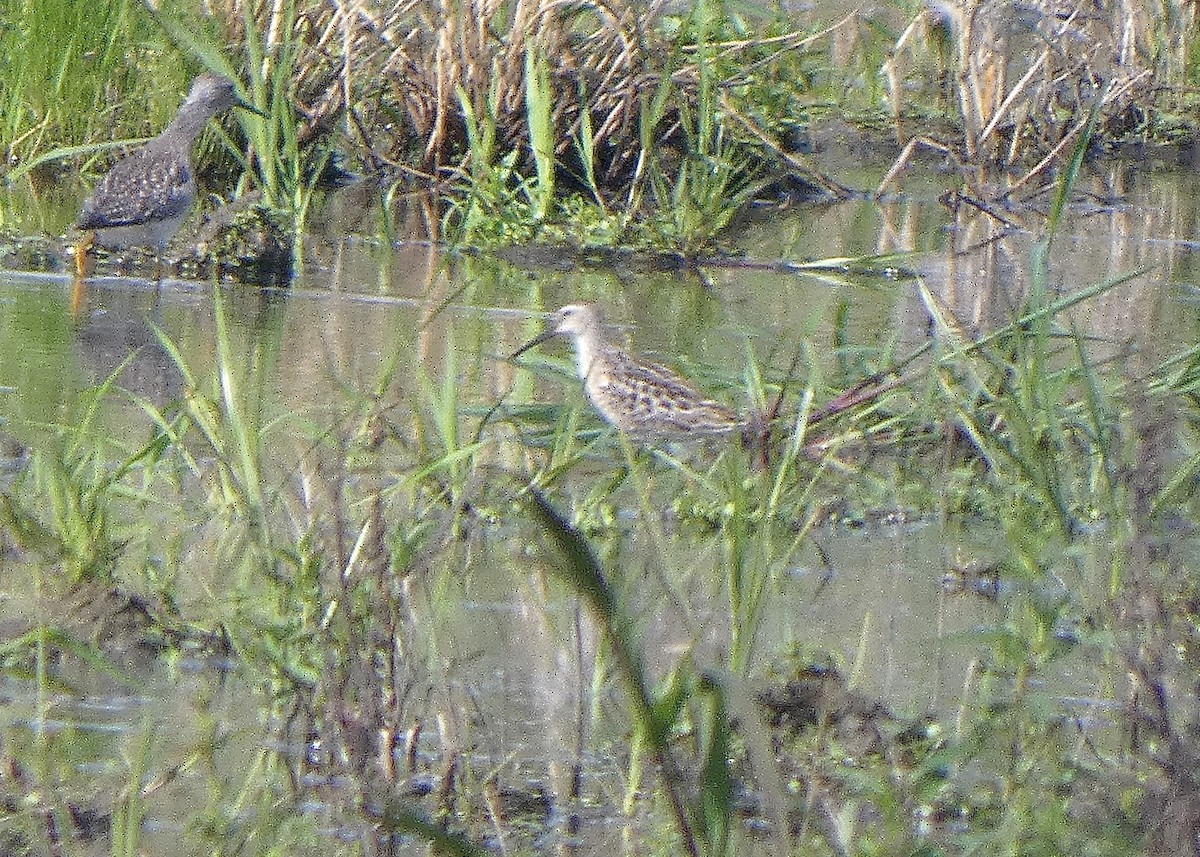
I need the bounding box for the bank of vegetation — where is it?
[3,0,1197,251]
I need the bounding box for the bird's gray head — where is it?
[183,73,241,113]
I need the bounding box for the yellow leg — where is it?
[70,232,96,317]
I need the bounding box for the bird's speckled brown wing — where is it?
[78,147,194,229]
[589,351,740,435]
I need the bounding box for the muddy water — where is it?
[0,162,1197,853]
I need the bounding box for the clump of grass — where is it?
[631,9,765,256]
[0,361,149,586]
[442,77,540,246]
[145,294,276,567]
[295,0,841,250]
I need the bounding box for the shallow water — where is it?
[1,160,1198,853]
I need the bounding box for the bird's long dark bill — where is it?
[511,330,557,359]
[236,97,269,118]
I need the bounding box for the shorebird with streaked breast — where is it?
[72,73,262,310]
[512,303,745,438]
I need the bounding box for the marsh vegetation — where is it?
[2,0,1200,855]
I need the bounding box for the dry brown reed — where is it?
[196,0,847,194]
[334,0,828,185]
[882,0,1187,192]
[289,0,690,181]
[166,0,1198,208]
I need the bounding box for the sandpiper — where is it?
[512,303,744,438]
[73,73,260,299]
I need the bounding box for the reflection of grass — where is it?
[111,723,153,857]
[1,361,140,585]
